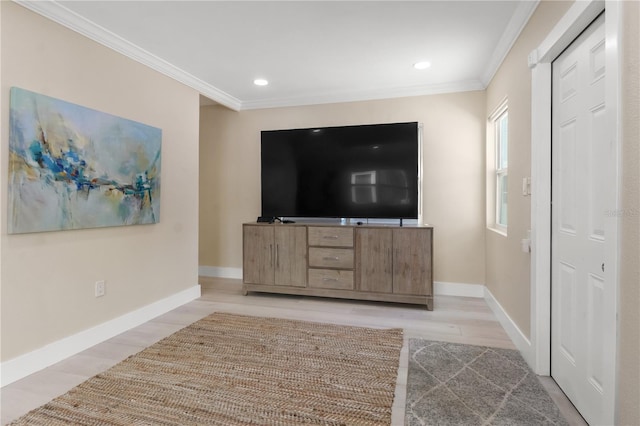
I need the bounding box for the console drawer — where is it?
[308,227,354,247]
[309,269,354,290]
[309,247,354,269]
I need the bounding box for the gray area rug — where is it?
[405,339,568,425]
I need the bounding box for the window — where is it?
[494,108,508,229]
[487,99,508,234]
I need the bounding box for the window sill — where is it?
[487,226,508,237]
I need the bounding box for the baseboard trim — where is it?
[198,266,242,279]
[0,285,201,387]
[434,281,484,298]
[484,287,533,367]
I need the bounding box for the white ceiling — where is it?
[17,1,539,111]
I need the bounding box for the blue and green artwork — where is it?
[8,87,162,234]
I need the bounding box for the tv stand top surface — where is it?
[246,221,433,229]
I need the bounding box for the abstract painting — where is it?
[8,87,162,234]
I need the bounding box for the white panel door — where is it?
[551,13,608,425]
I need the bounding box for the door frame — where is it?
[528,0,620,424]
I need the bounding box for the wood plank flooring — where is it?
[1,277,586,425]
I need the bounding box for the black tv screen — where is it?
[261,122,419,219]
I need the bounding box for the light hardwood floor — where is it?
[1,278,586,425]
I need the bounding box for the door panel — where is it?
[558,262,577,365]
[558,120,577,234]
[392,228,431,296]
[274,226,307,287]
[243,225,275,285]
[355,228,393,293]
[589,105,607,239]
[587,273,604,393]
[551,13,607,425]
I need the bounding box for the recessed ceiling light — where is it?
[413,61,431,70]
[254,78,269,86]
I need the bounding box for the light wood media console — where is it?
[242,222,433,309]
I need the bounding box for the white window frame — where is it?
[487,99,509,235]
[495,109,508,229]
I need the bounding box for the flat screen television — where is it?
[261,122,419,219]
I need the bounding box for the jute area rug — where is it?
[405,339,568,426]
[10,313,403,426]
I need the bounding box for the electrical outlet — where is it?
[95,280,105,297]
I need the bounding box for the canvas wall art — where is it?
[8,87,162,234]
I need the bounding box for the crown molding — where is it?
[480,0,540,86]
[240,80,485,110]
[13,0,243,111]
[14,0,524,112]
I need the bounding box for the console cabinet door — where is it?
[356,228,393,293]
[243,225,275,285]
[274,226,307,287]
[392,228,432,296]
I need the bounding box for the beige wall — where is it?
[484,0,573,338]
[618,1,640,423]
[200,92,487,286]
[0,2,200,361]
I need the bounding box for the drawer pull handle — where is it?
[323,235,339,239]
[322,277,338,282]
[323,256,340,261]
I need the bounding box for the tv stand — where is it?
[242,222,433,309]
